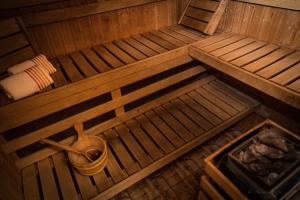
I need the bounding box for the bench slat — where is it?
[22,165,41,200]
[81,48,112,73]
[70,52,98,77]
[37,159,60,200]
[123,37,158,57]
[256,51,300,79]
[52,152,79,200]
[243,48,294,72]
[58,56,84,82]
[114,40,147,60]
[271,63,300,86]
[103,43,136,65]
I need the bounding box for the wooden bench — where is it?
[189,33,300,110]
[0,16,208,133]
[0,36,258,199]
[5,71,257,200]
[0,3,259,199]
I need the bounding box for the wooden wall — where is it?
[0,0,189,58]
[2,0,299,58]
[218,0,300,49]
[28,0,177,57]
[0,0,97,19]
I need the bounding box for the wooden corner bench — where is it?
[0,4,260,199]
[189,33,300,110]
[0,16,208,131]
[0,32,259,199]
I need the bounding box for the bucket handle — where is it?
[74,123,88,141]
[74,123,118,143]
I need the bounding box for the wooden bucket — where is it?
[68,124,108,176]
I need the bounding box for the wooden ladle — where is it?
[40,138,95,162]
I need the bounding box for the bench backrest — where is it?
[179,0,228,35]
[0,18,36,75]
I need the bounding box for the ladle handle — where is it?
[74,123,88,140]
[40,138,82,155]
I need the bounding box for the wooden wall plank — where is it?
[219,1,300,48]
[0,33,29,56]
[0,18,21,38]
[235,0,300,11]
[0,46,35,74]
[22,0,164,27]
[0,0,65,9]
[27,0,177,57]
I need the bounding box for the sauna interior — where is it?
[0,0,299,199]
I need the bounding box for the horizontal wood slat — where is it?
[0,33,29,56]
[179,0,227,35]
[181,16,208,32]
[0,46,35,74]
[0,0,64,9]
[22,0,165,27]
[190,0,219,12]
[234,0,300,11]
[185,7,213,22]
[0,18,21,38]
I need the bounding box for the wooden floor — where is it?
[21,77,257,200]
[190,33,300,110]
[0,25,206,106]
[111,112,266,200]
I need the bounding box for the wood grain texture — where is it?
[190,40,300,110]
[22,0,164,27]
[27,0,177,57]
[235,0,300,11]
[218,1,300,49]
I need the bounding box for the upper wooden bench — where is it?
[0,22,207,134]
[189,33,300,110]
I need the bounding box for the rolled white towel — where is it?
[32,54,57,74]
[7,54,57,75]
[0,65,53,100]
[7,60,36,75]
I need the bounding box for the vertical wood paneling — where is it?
[28,0,178,57]
[219,1,300,48]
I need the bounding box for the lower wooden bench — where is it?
[189,33,300,110]
[21,76,257,200]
